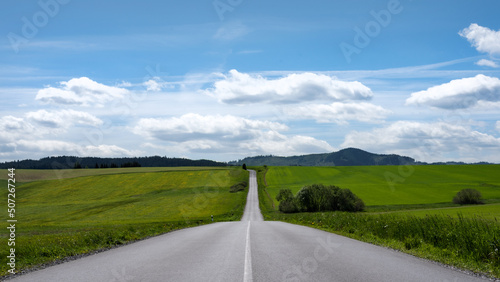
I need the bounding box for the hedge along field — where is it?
[0,167,248,276]
[265,165,500,208]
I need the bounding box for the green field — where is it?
[0,167,248,276]
[0,166,228,183]
[265,165,500,207]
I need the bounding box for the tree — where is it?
[453,189,484,205]
[276,189,299,213]
[242,163,247,170]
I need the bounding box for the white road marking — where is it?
[243,221,253,282]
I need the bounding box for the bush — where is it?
[230,181,247,193]
[336,189,365,212]
[453,189,484,205]
[276,189,299,213]
[276,184,365,213]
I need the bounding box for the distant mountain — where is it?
[0,156,226,170]
[229,148,417,167]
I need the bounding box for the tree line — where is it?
[0,156,227,169]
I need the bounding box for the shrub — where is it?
[277,184,365,213]
[336,189,365,212]
[230,181,247,193]
[276,189,299,213]
[452,189,484,205]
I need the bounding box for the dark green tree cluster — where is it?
[453,189,484,205]
[276,184,365,213]
[0,156,226,169]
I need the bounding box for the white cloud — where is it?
[0,116,34,142]
[240,132,335,156]
[133,113,288,141]
[36,77,130,107]
[406,74,500,109]
[204,70,373,104]
[14,140,135,158]
[286,102,390,125]
[133,113,334,156]
[459,23,500,55]
[476,59,499,68]
[496,121,500,132]
[342,121,500,162]
[26,109,103,128]
[144,79,162,92]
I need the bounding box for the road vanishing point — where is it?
[10,170,489,282]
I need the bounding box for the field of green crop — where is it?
[0,167,248,276]
[0,166,228,183]
[265,165,500,207]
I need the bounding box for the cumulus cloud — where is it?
[0,116,34,142]
[406,74,500,109]
[459,23,500,55]
[144,79,162,92]
[14,140,135,157]
[286,102,390,125]
[342,121,500,162]
[36,77,130,107]
[204,70,373,104]
[26,109,103,128]
[134,113,288,141]
[133,113,334,156]
[476,59,499,68]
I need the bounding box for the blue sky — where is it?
[1,0,500,163]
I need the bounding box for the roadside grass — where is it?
[377,203,500,221]
[256,165,500,279]
[0,167,248,277]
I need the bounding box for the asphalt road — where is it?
[10,170,489,282]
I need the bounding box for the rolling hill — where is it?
[229,148,417,166]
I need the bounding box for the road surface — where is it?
[10,170,489,281]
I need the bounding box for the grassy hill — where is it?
[231,148,416,166]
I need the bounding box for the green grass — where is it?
[0,166,228,183]
[379,203,500,221]
[266,165,500,207]
[0,167,248,276]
